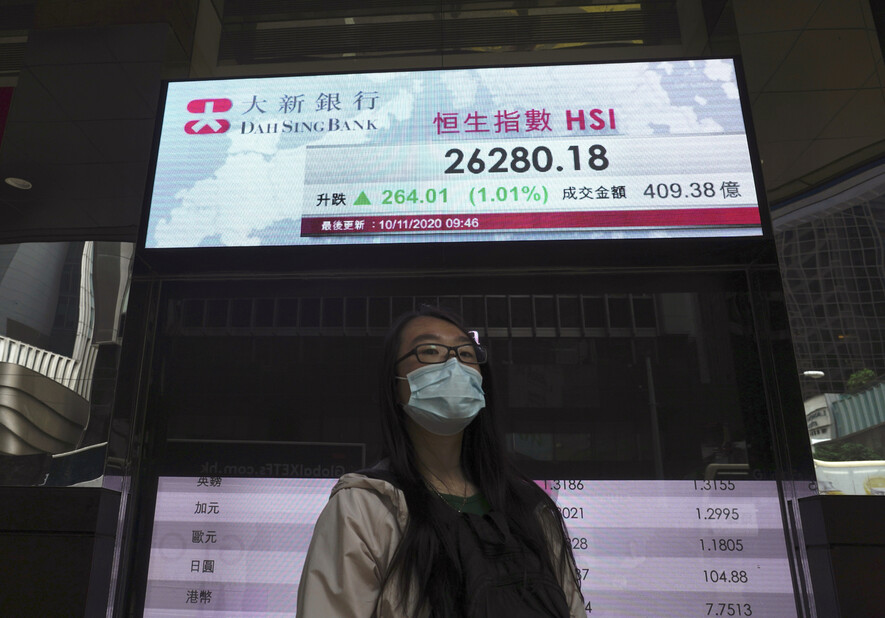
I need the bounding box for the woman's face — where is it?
[394,316,477,404]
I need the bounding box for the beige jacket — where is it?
[296,473,586,617]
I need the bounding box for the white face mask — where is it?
[397,357,486,436]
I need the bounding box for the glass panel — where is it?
[148,274,774,482]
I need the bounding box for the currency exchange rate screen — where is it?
[143,477,797,616]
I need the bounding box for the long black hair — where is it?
[377,306,581,615]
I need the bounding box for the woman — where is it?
[297,306,586,617]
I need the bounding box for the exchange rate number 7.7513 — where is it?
[706,602,752,616]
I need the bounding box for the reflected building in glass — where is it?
[773,170,885,398]
[0,241,132,483]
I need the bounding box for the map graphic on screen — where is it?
[144,59,763,248]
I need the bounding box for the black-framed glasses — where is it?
[396,343,488,365]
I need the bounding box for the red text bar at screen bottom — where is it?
[300,207,762,236]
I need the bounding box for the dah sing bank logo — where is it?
[184,98,232,134]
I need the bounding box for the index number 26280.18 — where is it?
[444,145,609,174]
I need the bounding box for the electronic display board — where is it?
[144,59,763,248]
[143,477,797,616]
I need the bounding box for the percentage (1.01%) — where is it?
[469,185,549,207]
